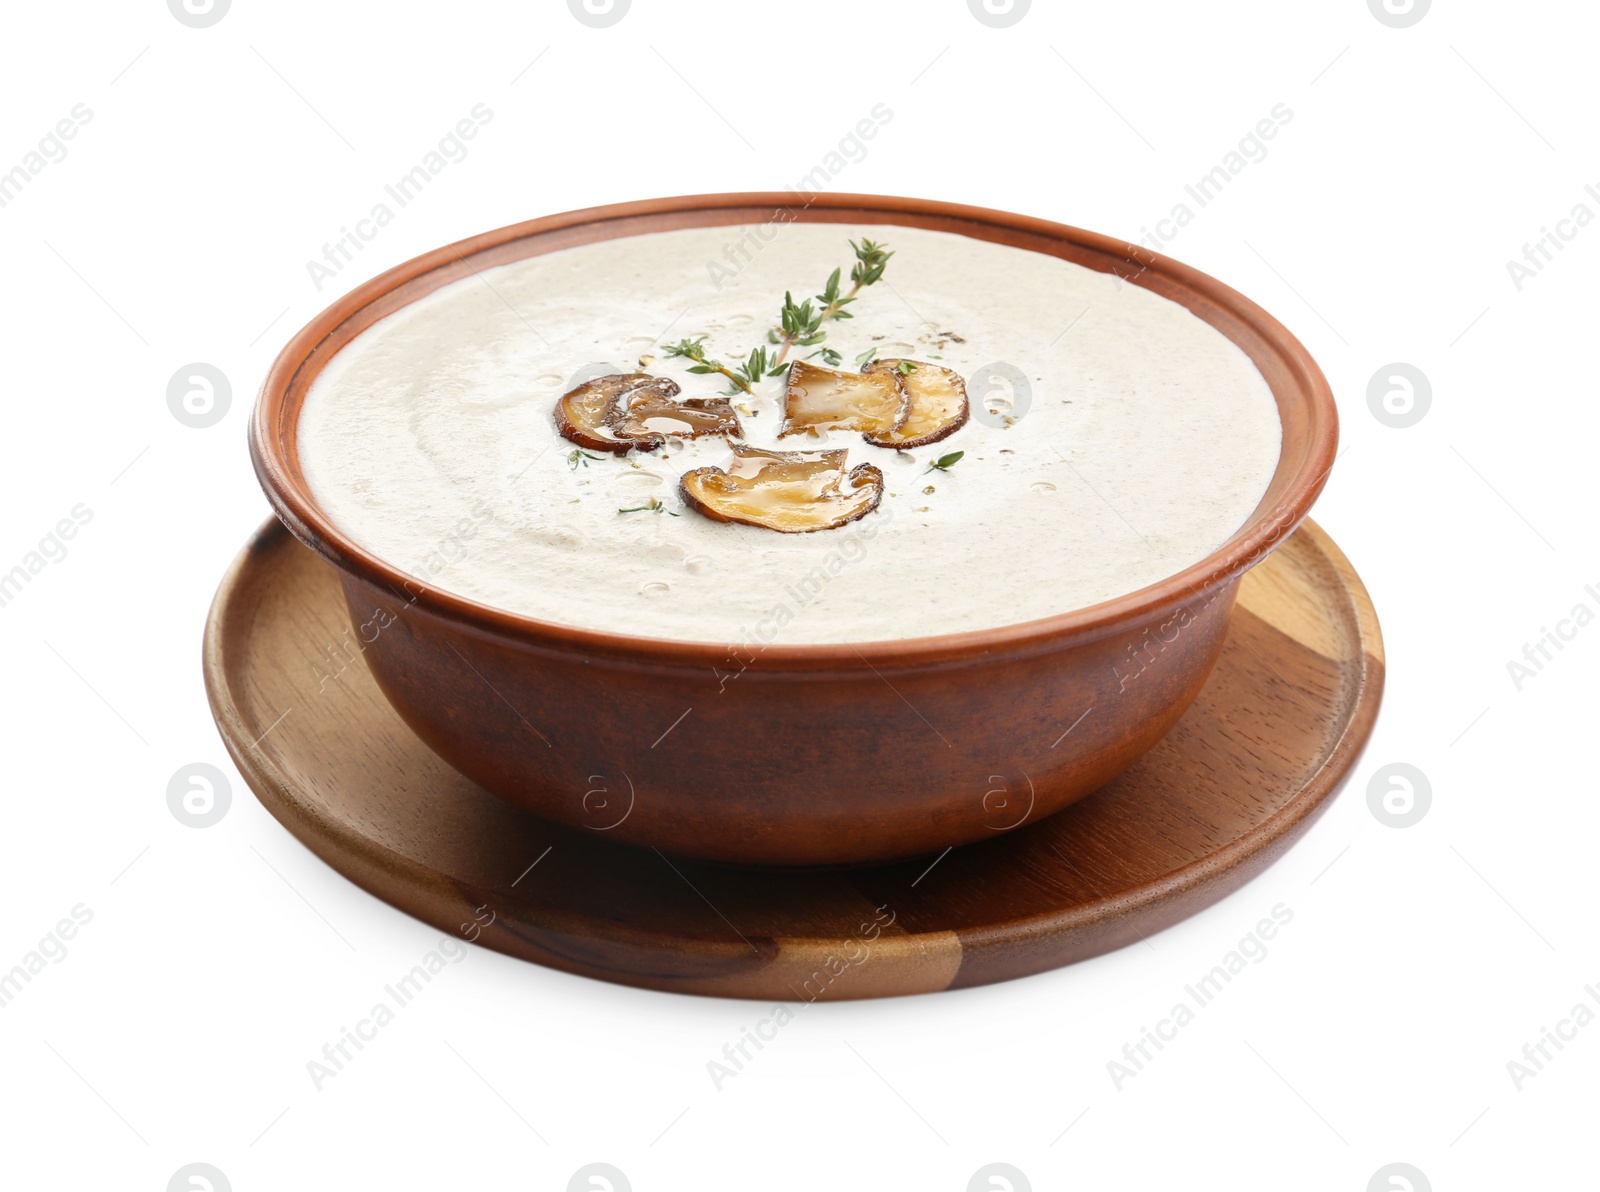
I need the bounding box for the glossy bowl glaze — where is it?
[250,193,1338,867]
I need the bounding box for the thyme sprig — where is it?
[662,336,757,396]
[664,238,894,399]
[567,448,602,470]
[923,450,964,474]
[618,497,678,516]
[766,238,894,369]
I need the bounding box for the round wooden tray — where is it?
[203,517,1382,1000]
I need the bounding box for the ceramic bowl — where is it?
[250,193,1337,867]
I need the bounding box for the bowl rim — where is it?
[251,191,1338,669]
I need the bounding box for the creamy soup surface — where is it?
[298,222,1282,645]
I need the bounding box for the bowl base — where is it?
[203,518,1382,1001]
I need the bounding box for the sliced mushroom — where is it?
[779,360,908,439]
[606,388,742,447]
[555,373,676,454]
[862,360,970,449]
[679,444,884,533]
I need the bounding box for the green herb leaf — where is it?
[924,450,964,474]
[817,267,843,307]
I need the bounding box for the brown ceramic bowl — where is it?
[250,193,1337,868]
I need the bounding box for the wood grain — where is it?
[204,517,1383,1000]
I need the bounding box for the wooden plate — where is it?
[203,517,1383,1000]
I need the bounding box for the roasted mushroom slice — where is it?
[779,359,908,439]
[555,373,678,454]
[606,388,742,448]
[680,444,884,533]
[862,359,970,449]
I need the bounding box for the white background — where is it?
[1,1,1594,1188]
